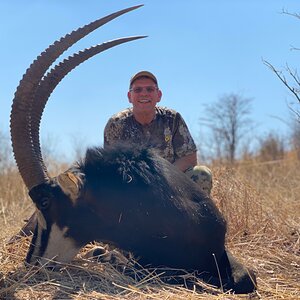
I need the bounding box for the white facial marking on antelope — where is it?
[40,224,81,265]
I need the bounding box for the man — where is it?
[104,71,212,195]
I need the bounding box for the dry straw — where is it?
[0,159,299,299]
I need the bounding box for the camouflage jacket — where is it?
[104,106,197,163]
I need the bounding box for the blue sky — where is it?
[1,1,299,161]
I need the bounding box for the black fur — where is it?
[29,145,256,293]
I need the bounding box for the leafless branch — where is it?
[286,64,300,87]
[290,45,300,51]
[287,103,300,120]
[281,8,300,19]
[263,60,300,104]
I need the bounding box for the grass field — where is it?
[0,158,299,299]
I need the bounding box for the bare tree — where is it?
[200,93,253,164]
[257,132,285,162]
[263,10,300,120]
[264,60,300,119]
[290,117,300,159]
[70,133,87,161]
[0,130,14,173]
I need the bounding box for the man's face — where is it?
[128,78,162,113]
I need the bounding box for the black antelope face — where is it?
[26,173,83,266]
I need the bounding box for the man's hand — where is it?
[173,152,197,172]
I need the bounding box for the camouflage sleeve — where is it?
[103,117,123,147]
[172,112,197,159]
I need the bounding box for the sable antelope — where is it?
[10,5,256,294]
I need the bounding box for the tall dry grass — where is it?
[0,158,299,299]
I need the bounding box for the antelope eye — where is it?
[39,198,50,210]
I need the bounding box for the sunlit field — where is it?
[0,157,299,299]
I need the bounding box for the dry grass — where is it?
[0,159,299,299]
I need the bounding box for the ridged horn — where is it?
[30,36,146,170]
[10,5,144,190]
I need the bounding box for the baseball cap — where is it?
[129,71,158,87]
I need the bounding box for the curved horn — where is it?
[30,36,146,172]
[10,5,144,190]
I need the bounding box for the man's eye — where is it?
[146,87,155,92]
[133,87,143,93]
[132,87,156,93]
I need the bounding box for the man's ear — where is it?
[57,172,82,203]
[128,91,133,103]
[157,89,162,103]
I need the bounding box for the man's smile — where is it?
[138,99,151,103]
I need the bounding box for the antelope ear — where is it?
[57,172,82,202]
